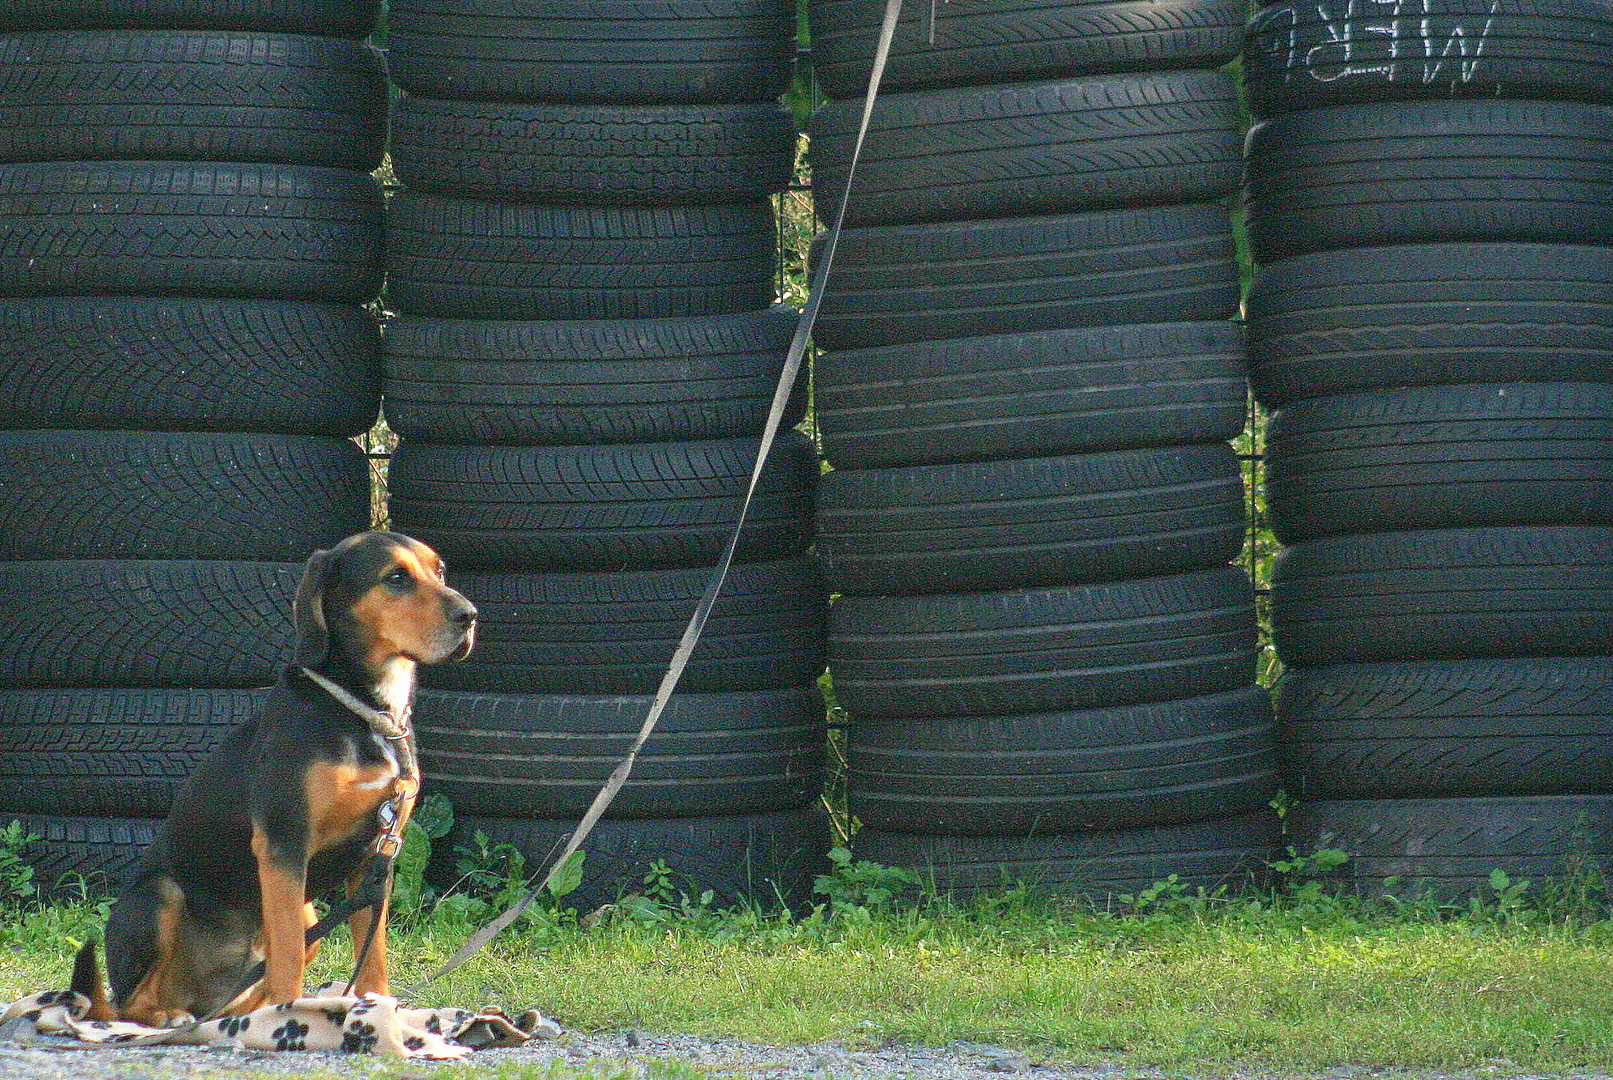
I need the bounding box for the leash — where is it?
[404,0,909,996]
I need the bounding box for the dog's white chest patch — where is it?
[374,660,416,720]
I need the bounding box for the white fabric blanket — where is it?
[2,983,557,1059]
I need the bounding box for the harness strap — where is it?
[299,666,418,856]
[405,0,910,996]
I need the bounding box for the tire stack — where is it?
[806,0,1281,901]
[0,0,386,893]
[380,0,831,912]
[1243,0,1613,900]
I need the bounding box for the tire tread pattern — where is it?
[1278,658,1613,798]
[1271,526,1613,665]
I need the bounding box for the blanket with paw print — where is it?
[2,983,558,1059]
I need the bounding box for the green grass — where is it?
[435,921,1613,1070]
[8,870,1613,1076]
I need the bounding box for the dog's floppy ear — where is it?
[293,547,334,667]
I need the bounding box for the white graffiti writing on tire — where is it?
[1251,0,1502,86]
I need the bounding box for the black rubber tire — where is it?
[815,322,1248,469]
[817,443,1245,594]
[391,98,796,203]
[1244,243,1613,408]
[427,810,831,913]
[0,560,299,688]
[386,195,775,321]
[1277,658,1613,800]
[0,687,260,817]
[0,430,371,561]
[828,566,1256,719]
[381,309,803,445]
[0,161,384,302]
[0,297,379,436]
[850,685,1276,835]
[853,812,1278,902]
[1244,0,1613,116]
[0,1,379,35]
[423,558,826,696]
[415,688,825,818]
[1265,383,1613,544]
[1245,99,1613,263]
[1270,526,1613,667]
[0,31,388,169]
[811,70,1241,227]
[386,0,794,104]
[1288,795,1613,903]
[0,815,158,899]
[388,433,817,572]
[811,204,1240,351]
[809,0,1245,96]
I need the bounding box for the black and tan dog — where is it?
[71,531,477,1026]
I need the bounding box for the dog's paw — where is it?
[146,1008,196,1029]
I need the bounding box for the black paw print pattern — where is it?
[341,1021,378,1054]
[272,1018,309,1051]
[217,1014,252,1038]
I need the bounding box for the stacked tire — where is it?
[0,0,386,893]
[1243,0,1613,900]
[807,0,1279,901]
[382,0,830,912]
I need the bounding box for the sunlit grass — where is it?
[11,884,1613,1074]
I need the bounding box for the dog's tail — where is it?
[70,939,117,1022]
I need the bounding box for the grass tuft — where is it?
[6,848,1613,1074]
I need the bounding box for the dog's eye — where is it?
[384,568,413,589]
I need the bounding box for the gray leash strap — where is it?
[408,0,907,993]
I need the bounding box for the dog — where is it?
[71,531,476,1026]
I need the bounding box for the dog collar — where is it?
[298,666,412,743]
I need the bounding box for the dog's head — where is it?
[292,531,476,674]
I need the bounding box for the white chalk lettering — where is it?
[1253,0,1500,87]
[1420,0,1502,84]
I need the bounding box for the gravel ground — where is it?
[0,1027,1101,1079]
[0,1022,1601,1080]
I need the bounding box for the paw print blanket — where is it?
[2,984,557,1059]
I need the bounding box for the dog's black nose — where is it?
[451,602,478,628]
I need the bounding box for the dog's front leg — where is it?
[251,825,310,1005]
[345,893,390,996]
[345,787,413,997]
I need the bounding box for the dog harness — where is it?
[298,666,419,858]
[295,667,420,993]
